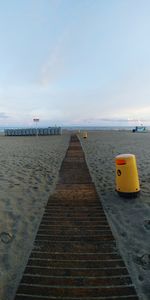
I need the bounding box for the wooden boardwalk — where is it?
[14,134,138,300]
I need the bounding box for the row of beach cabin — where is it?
[4,127,62,136]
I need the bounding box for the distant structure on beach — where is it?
[4,127,62,136]
[132,126,148,133]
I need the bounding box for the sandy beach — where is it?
[0,133,70,300]
[1,130,150,300]
[81,130,150,300]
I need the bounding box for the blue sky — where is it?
[1,0,150,127]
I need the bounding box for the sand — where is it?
[81,130,150,300]
[0,133,70,300]
[1,130,150,300]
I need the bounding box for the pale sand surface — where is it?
[81,130,150,300]
[0,133,70,300]
[1,131,150,300]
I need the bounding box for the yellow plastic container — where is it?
[83,131,88,139]
[115,154,140,197]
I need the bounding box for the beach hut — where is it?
[4,129,8,136]
[25,129,29,136]
[28,129,32,136]
[53,127,56,134]
[39,128,43,135]
[47,128,51,135]
[32,128,36,136]
[51,128,54,135]
[30,128,34,136]
[9,130,12,136]
[22,129,26,136]
[58,127,62,135]
[43,128,48,135]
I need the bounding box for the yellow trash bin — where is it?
[115,154,140,198]
[83,131,88,139]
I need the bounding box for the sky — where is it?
[1,0,150,127]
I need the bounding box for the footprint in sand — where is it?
[33,186,38,190]
[0,232,14,244]
[121,231,127,238]
[144,220,150,230]
[135,254,150,270]
[138,275,144,282]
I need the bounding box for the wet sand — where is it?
[81,130,150,300]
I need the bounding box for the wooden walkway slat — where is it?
[14,134,138,300]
